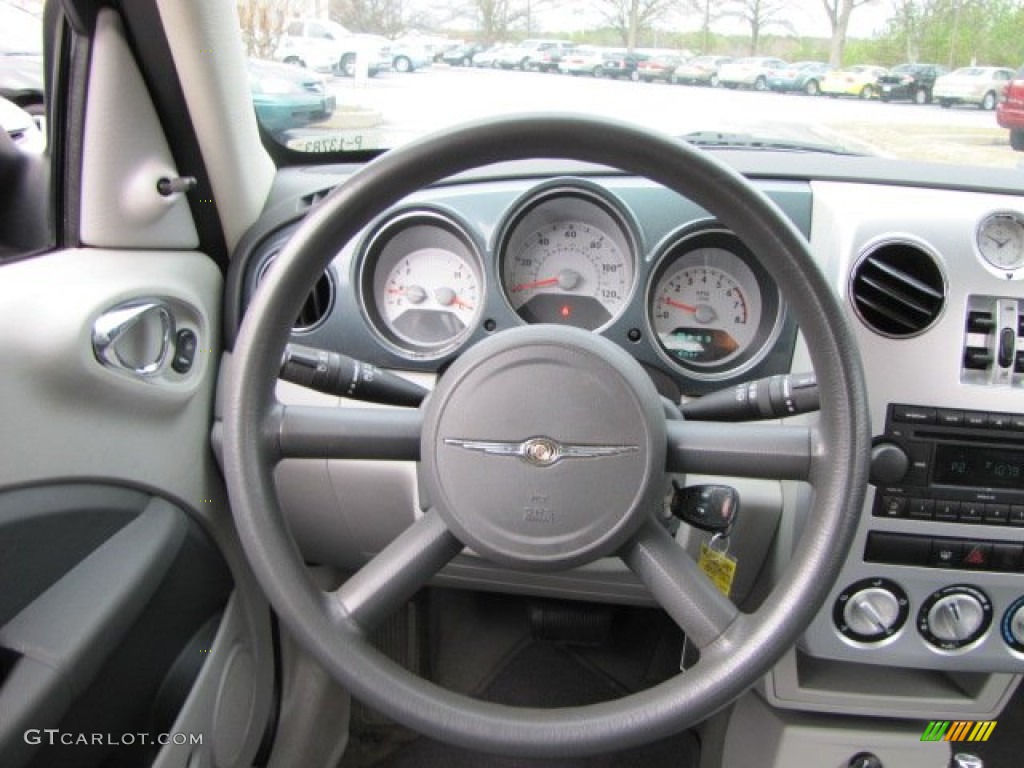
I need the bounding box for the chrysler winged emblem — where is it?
[444,436,639,467]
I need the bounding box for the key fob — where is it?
[670,484,739,534]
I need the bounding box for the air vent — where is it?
[256,255,335,332]
[850,240,946,338]
[298,186,336,211]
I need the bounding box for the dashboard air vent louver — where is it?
[256,255,335,333]
[850,240,946,338]
[298,186,336,211]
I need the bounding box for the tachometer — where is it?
[360,211,484,358]
[649,229,783,379]
[498,184,639,331]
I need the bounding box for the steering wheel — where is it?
[223,115,869,758]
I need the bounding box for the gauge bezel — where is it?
[974,210,1024,280]
[646,225,785,381]
[357,208,486,360]
[494,180,641,332]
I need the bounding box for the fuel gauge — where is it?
[361,212,484,358]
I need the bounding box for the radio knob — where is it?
[833,578,909,643]
[1009,606,1024,645]
[919,586,992,649]
[869,442,909,485]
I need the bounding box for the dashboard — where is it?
[226,153,1024,698]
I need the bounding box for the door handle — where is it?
[92,300,175,376]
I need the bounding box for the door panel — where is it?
[0,3,275,765]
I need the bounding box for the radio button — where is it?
[958,503,985,524]
[876,496,907,517]
[930,539,964,567]
[1011,415,1024,431]
[907,498,934,519]
[894,405,936,424]
[964,411,989,428]
[983,504,1009,525]
[989,412,1014,430]
[1009,506,1024,526]
[933,500,959,521]
[936,409,964,426]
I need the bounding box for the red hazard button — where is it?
[962,542,993,569]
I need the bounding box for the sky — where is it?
[445,1,896,41]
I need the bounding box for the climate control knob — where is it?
[834,578,909,643]
[1000,596,1024,653]
[918,585,992,650]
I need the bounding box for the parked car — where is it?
[819,64,887,99]
[671,55,731,86]
[390,43,432,73]
[767,61,831,96]
[532,43,575,73]
[496,39,572,71]
[274,17,391,77]
[471,46,507,68]
[636,54,684,83]
[877,63,947,104]
[248,58,334,138]
[717,56,787,91]
[933,66,1014,110]
[996,65,1024,150]
[600,50,646,80]
[558,45,609,76]
[0,0,43,115]
[442,43,485,67]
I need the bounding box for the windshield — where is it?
[195,4,1024,170]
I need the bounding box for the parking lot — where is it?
[311,63,1022,169]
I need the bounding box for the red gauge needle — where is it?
[662,297,698,313]
[511,277,559,292]
[453,297,474,310]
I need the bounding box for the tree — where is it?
[725,0,794,55]
[820,0,877,66]
[681,0,729,54]
[595,0,675,49]
[330,0,406,37]
[236,0,304,58]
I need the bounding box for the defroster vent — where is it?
[850,240,946,338]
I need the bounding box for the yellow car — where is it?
[820,64,888,99]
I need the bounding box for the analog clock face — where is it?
[977,211,1024,272]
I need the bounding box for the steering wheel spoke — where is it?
[269,404,421,461]
[621,518,738,650]
[666,420,819,482]
[328,509,463,633]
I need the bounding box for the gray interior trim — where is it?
[79,10,198,249]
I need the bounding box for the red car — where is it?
[635,54,683,83]
[996,66,1024,151]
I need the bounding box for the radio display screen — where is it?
[933,444,1024,489]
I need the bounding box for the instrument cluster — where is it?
[276,177,795,394]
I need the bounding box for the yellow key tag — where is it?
[699,542,737,598]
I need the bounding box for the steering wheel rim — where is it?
[223,114,869,758]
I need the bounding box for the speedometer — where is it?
[649,229,783,380]
[498,184,639,331]
[504,220,632,330]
